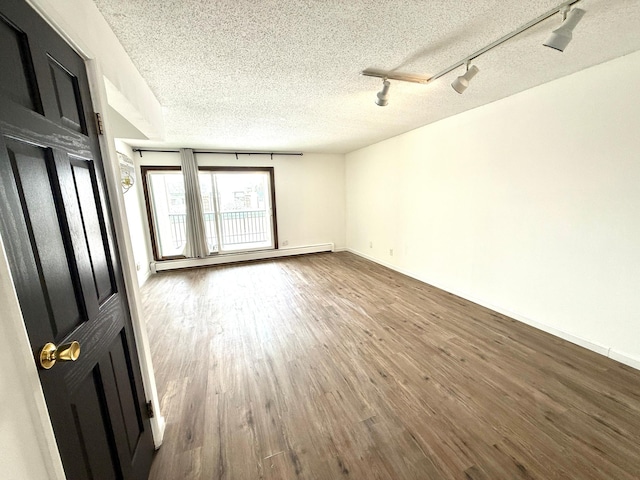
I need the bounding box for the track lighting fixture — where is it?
[451,64,479,94]
[543,7,586,52]
[375,80,391,106]
[360,1,585,104]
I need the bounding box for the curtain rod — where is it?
[131,148,303,159]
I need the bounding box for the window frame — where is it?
[141,165,278,261]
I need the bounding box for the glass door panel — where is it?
[213,172,274,252]
[198,173,219,253]
[148,172,187,258]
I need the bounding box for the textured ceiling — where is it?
[93,0,640,153]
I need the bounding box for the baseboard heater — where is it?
[150,243,334,273]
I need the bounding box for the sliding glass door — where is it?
[147,171,191,258]
[199,170,275,253]
[144,167,276,260]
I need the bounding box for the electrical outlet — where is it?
[369,241,373,248]
[389,249,393,256]
[282,240,289,246]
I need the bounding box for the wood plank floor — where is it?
[141,252,640,480]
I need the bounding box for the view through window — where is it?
[145,168,275,259]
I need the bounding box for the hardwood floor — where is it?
[141,252,640,479]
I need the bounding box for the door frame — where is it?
[0,1,164,478]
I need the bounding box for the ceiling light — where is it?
[375,80,391,106]
[361,1,584,104]
[451,64,479,94]
[544,7,586,52]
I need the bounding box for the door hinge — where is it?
[95,112,104,135]
[146,401,155,419]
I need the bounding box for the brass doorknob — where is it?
[39,341,81,369]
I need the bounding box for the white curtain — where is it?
[180,148,209,258]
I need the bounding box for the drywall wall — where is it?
[137,151,346,257]
[346,50,640,368]
[0,236,66,480]
[115,140,153,286]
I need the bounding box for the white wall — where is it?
[137,151,346,253]
[346,51,640,368]
[0,237,66,480]
[115,140,153,286]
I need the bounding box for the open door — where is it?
[0,0,154,478]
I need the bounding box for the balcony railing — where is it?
[168,210,268,250]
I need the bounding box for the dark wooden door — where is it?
[0,1,154,478]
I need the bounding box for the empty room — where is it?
[1,0,640,479]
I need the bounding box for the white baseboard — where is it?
[608,350,640,371]
[151,243,335,272]
[347,248,640,372]
[151,414,166,450]
[137,269,151,287]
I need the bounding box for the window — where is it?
[142,166,277,260]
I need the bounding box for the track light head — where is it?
[451,64,479,94]
[375,80,391,106]
[544,7,585,52]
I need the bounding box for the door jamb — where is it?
[85,58,166,448]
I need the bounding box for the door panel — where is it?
[48,55,86,134]
[102,332,147,463]
[70,158,116,304]
[110,334,146,453]
[6,139,83,340]
[70,369,121,480]
[0,13,40,112]
[0,135,58,350]
[0,1,154,479]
